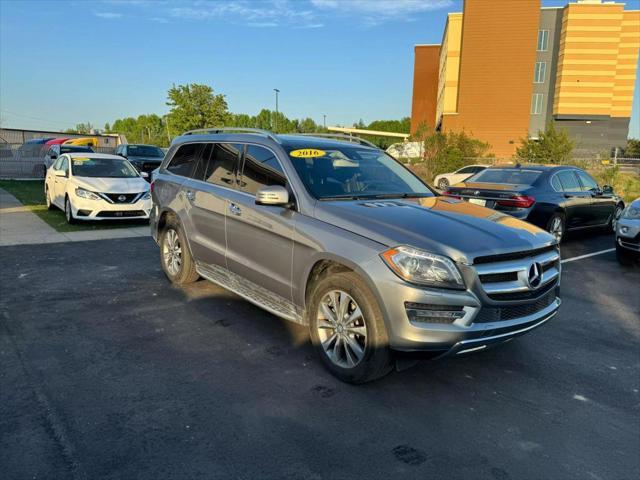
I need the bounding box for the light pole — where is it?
[273,88,280,132]
[323,114,326,129]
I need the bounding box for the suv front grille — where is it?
[474,246,560,302]
[475,288,558,323]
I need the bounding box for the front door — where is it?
[576,170,615,225]
[53,156,70,207]
[224,144,296,303]
[556,170,593,229]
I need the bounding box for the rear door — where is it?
[224,144,296,302]
[575,169,614,225]
[556,169,593,228]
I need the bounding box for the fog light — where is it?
[405,302,466,324]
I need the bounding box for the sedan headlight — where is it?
[381,246,465,289]
[75,187,101,201]
[141,191,151,200]
[621,205,639,220]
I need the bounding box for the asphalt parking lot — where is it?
[1,231,638,480]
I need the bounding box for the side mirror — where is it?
[602,185,613,194]
[55,169,67,178]
[256,185,289,206]
[140,171,149,179]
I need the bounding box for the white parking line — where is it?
[561,248,615,264]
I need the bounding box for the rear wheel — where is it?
[308,272,393,384]
[438,178,449,190]
[64,196,75,224]
[160,217,199,284]
[547,213,565,243]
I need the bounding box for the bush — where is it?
[515,122,574,164]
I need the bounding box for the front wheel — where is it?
[308,272,393,384]
[160,218,199,285]
[45,187,54,210]
[64,196,75,224]
[547,213,565,243]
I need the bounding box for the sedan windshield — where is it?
[469,169,542,185]
[286,146,433,200]
[128,145,164,157]
[71,157,140,178]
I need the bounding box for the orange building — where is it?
[410,0,640,157]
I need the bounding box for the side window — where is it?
[167,143,201,177]
[239,145,286,195]
[52,156,63,170]
[551,175,562,191]
[59,156,69,175]
[204,143,241,188]
[576,170,598,191]
[457,166,475,174]
[557,170,580,192]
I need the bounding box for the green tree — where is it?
[65,122,93,134]
[166,83,230,134]
[624,138,640,158]
[515,122,574,164]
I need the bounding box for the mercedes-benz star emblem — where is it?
[117,195,126,202]
[527,262,543,289]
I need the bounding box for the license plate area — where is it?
[468,198,486,206]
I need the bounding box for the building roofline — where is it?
[414,44,440,47]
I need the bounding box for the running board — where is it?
[196,262,306,325]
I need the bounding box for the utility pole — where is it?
[273,88,280,132]
[323,114,326,129]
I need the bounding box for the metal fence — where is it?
[0,143,116,179]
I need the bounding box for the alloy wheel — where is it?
[316,290,367,369]
[549,216,563,242]
[438,179,449,190]
[612,205,623,232]
[65,198,71,222]
[163,229,182,276]
[46,189,51,208]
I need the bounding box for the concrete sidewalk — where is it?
[0,188,150,246]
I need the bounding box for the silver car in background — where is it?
[615,197,640,265]
[150,128,561,383]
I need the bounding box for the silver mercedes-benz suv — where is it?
[150,128,561,383]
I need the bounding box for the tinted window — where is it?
[551,175,562,191]
[204,143,241,188]
[167,143,201,177]
[128,145,164,157]
[576,170,598,191]
[457,166,476,174]
[240,145,286,195]
[557,170,580,191]
[470,169,541,185]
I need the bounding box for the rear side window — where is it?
[557,171,580,192]
[167,143,201,177]
[204,143,241,188]
[551,175,562,191]
[239,145,286,195]
[576,170,598,191]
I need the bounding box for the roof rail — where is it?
[293,133,378,149]
[181,127,280,143]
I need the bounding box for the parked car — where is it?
[44,153,151,223]
[42,144,94,172]
[115,144,165,179]
[434,164,488,190]
[63,137,97,147]
[615,197,640,265]
[444,164,624,242]
[151,129,561,383]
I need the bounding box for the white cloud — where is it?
[94,11,124,19]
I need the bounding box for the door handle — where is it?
[185,190,195,202]
[228,202,241,216]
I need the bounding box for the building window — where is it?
[537,30,549,51]
[534,62,546,83]
[531,93,543,115]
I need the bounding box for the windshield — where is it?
[285,146,433,200]
[71,157,140,178]
[128,145,164,157]
[469,168,542,185]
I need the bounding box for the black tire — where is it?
[438,178,449,190]
[616,243,635,266]
[546,212,565,243]
[159,216,199,285]
[64,196,75,224]
[609,203,624,232]
[45,187,54,210]
[308,271,393,384]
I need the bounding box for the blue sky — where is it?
[0,0,638,138]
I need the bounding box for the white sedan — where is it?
[44,153,152,223]
[433,164,489,190]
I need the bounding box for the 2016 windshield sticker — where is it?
[290,149,326,158]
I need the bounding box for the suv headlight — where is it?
[75,187,101,201]
[621,205,639,220]
[381,246,465,290]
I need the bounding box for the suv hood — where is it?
[73,176,149,193]
[314,196,555,264]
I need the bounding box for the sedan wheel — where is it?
[438,178,449,190]
[64,197,75,224]
[45,188,53,210]
[316,290,367,369]
[611,205,623,232]
[548,214,564,242]
[162,228,183,277]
